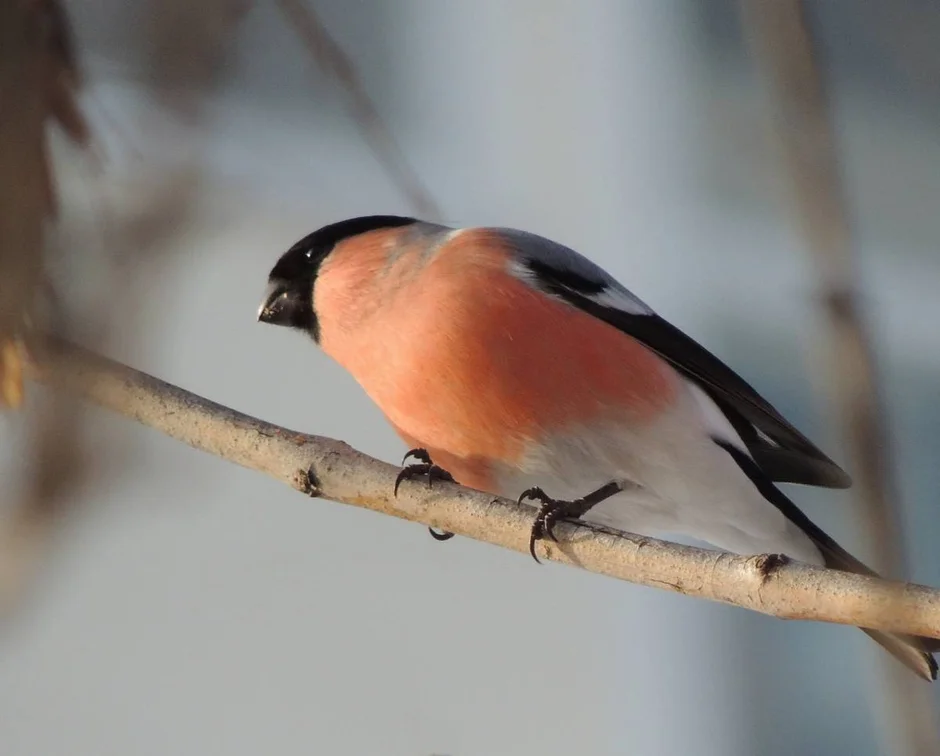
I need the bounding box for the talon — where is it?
[519,489,579,564]
[529,529,542,563]
[528,500,564,563]
[519,480,625,563]
[427,465,456,487]
[542,505,562,542]
[395,448,456,496]
[518,486,549,506]
[519,488,554,563]
[393,450,458,544]
[394,463,430,496]
[402,447,431,466]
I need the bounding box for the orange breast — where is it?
[318,229,681,483]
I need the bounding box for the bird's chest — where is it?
[332,279,681,474]
[340,305,536,463]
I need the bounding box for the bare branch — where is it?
[25,336,940,640]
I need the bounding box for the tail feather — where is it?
[859,630,938,681]
[815,537,939,681]
[715,439,938,681]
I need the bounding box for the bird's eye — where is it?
[304,248,315,259]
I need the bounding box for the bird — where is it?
[258,214,938,680]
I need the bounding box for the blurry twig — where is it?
[0,1,249,610]
[739,0,905,578]
[2,0,431,615]
[144,0,250,121]
[276,0,442,220]
[739,0,940,752]
[0,0,86,335]
[25,336,940,642]
[0,0,89,610]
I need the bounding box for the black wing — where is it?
[521,253,851,489]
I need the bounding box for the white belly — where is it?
[491,386,824,565]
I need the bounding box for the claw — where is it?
[519,481,624,563]
[394,463,430,496]
[402,447,432,466]
[393,448,457,542]
[518,487,557,563]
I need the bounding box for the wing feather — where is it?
[502,231,851,489]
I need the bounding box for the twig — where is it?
[144,0,250,121]
[0,0,247,611]
[739,0,939,752]
[738,0,906,577]
[0,0,89,612]
[24,336,940,640]
[276,0,442,220]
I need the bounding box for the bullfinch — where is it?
[258,215,938,680]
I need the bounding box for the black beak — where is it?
[257,282,289,324]
[257,280,316,334]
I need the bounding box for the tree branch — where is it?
[27,336,940,641]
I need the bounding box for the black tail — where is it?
[812,532,939,681]
[716,441,939,681]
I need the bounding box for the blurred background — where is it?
[2,1,939,754]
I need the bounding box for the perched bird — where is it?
[258,215,938,680]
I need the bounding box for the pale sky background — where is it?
[2,2,940,755]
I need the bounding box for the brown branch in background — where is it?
[738,0,905,578]
[2,0,437,616]
[0,0,85,336]
[22,336,940,640]
[144,0,251,122]
[738,1,939,753]
[0,0,89,609]
[107,0,251,256]
[38,0,89,149]
[276,0,443,220]
[0,1,250,610]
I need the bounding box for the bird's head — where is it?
[258,215,418,341]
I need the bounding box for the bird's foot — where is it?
[519,487,586,563]
[394,448,456,493]
[394,448,456,542]
[519,481,624,563]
